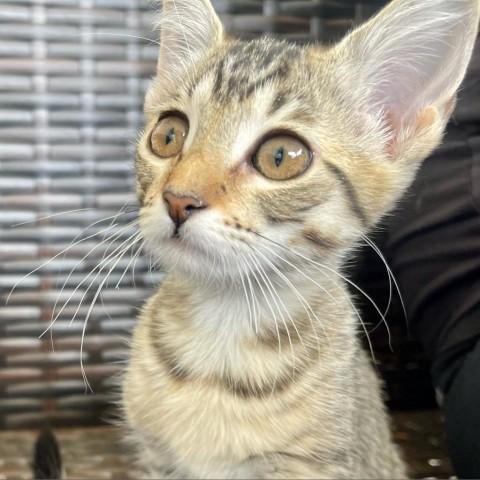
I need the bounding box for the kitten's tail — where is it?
[32,429,63,479]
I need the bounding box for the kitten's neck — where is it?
[147,268,357,393]
[163,265,353,341]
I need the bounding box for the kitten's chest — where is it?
[123,278,357,468]
[125,319,318,467]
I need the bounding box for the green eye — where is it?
[252,136,312,180]
[150,115,189,158]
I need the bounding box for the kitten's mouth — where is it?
[169,227,190,246]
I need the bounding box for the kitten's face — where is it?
[136,39,392,280]
[135,0,479,282]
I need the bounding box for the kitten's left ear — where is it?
[331,0,480,160]
[156,0,223,82]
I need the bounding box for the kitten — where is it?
[123,0,480,478]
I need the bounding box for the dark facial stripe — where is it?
[260,186,324,224]
[205,40,303,104]
[226,76,238,96]
[324,161,368,226]
[213,58,225,95]
[187,60,214,97]
[228,41,257,71]
[259,43,294,69]
[135,151,155,206]
[265,213,303,224]
[244,66,289,99]
[301,228,335,250]
[269,92,288,115]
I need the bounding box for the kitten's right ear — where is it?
[331,0,480,161]
[156,0,223,83]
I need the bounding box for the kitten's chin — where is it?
[140,210,287,283]
[144,235,242,283]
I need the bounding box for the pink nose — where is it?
[163,191,205,228]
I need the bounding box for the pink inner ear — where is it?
[384,105,439,158]
[383,110,398,157]
[371,70,425,128]
[415,106,437,133]
[364,16,465,142]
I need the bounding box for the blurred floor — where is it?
[0,409,452,479]
[392,410,453,479]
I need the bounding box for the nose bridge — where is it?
[165,149,222,202]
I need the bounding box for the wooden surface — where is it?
[0,409,452,479]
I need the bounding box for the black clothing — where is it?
[385,122,480,362]
[442,337,480,478]
[382,39,480,478]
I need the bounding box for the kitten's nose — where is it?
[163,191,205,228]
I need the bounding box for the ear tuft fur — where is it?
[155,0,223,84]
[333,0,480,157]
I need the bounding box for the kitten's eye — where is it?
[252,136,312,180]
[150,115,189,158]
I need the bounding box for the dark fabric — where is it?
[380,38,480,479]
[384,123,480,360]
[384,39,480,362]
[442,337,480,479]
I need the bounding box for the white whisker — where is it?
[354,228,407,329]
[71,32,160,46]
[69,231,142,327]
[234,254,255,334]
[79,232,143,391]
[7,221,118,305]
[40,225,140,339]
[238,251,260,335]
[249,246,308,354]
[9,208,94,228]
[252,232,380,362]
[246,252,282,357]
[45,221,139,332]
[249,244,326,357]
[115,237,144,289]
[249,251,297,368]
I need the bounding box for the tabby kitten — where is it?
[123,0,480,478]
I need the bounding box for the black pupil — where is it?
[274,147,284,167]
[165,127,175,145]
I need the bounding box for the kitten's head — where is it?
[136,0,479,282]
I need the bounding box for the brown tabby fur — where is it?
[123,0,480,477]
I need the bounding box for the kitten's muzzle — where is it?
[163,191,207,232]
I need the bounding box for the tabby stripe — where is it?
[244,66,289,99]
[324,161,368,225]
[302,229,335,250]
[153,340,190,382]
[223,365,304,399]
[257,320,307,349]
[152,332,313,399]
[267,449,345,467]
[213,58,225,95]
[258,44,293,69]
[265,213,303,224]
[269,92,288,114]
